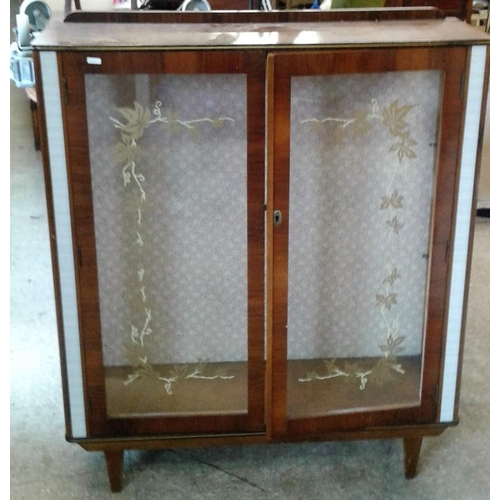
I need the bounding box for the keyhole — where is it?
[273,210,282,227]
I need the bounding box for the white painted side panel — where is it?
[40,51,87,438]
[440,45,487,423]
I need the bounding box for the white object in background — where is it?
[10,42,35,88]
[179,0,211,10]
[20,0,52,31]
[113,0,133,9]
[16,13,31,49]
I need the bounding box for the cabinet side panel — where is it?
[440,45,487,423]
[40,51,87,439]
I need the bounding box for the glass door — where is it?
[268,47,467,435]
[61,51,266,437]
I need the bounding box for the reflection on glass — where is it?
[286,71,441,417]
[85,74,248,418]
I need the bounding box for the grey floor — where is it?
[10,28,490,500]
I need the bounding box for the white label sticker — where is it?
[86,57,102,65]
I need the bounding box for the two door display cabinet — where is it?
[32,8,489,492]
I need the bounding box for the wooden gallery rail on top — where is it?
[31,8,489,492]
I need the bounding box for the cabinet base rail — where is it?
[77,423,453,492]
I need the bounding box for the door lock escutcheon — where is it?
[273,210,282,227]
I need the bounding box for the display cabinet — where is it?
[32,8,489,492]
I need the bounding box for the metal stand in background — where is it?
[10,0,51,88]
[10,1,52,151]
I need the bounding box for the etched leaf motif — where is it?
[113,99,237,397]
[130,324,140,342]
[215,368,229,378]
[213,118,227,129]
[376,293,398,310]
[380,190,404,210]
[136,362,161,380]
[350,110,373,137]
[380,335,406,356]
[383,268,401,286]
[114,134,142,165]
[115,102,151,140]
[386,216,404,234]
[163,110,183,134]
[169,364,188,379]
[382,100,413,136]
[323,359,338,375]
[389,131,418,163]
[343,362,359,379]
[370,358,396,386]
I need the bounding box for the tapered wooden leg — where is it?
[104,450,124,492]
[403,437,423,479]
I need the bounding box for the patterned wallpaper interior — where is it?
[288,70,441,360]
[85,70,441,374]
[86,74,248,367]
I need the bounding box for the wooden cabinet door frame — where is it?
[60,50,267,438]
[267,47,468,437]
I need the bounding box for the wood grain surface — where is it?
[32,16,488,52]
[60,50,267,438]
[268,46,468,436]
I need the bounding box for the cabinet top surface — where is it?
[32,15,489,51]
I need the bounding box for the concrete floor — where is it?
[9,20,490,500]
